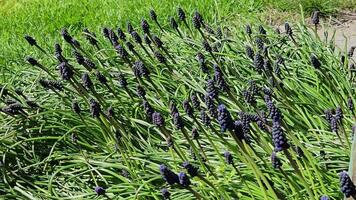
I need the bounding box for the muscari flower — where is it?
[109,28,119,46]
[245,24,252,35]
[58,62,73,80]
[95,71,107,85]
[196,52,208,73]
[217,104,233,133]
[191,128,199,139]
[264,59,272,72]
[102,27,110,40]
[73,50,85,65]
[136,85,146,99]
[173,112,184,129]
[115,44,129,59]
[152,35,163,48]
[149,9,157,21]
[159,164,179,185]
[194,11,204,25]
[284,22,293,36]
[348,97,354,112]
[190,94,200,109]
[95,186,105,196]
[253,53,264,72]
[224,151,233,165]
[320,195,329,200]
[61,28,73,44]
[127,21,134,33]
[90,99,101,118]
[246,45,254,60]
[182,161,199,177]
[204,94,217,118]
[161,188,171,199]
[131,31,142,44]
[324,109,333,123]
[330,116,338,133]
[82,73,93,89]
[348,46,356,58]
[183,100,194,117]
[272,118,290,152]
[83,28,98,46]
[143,100,154,118]
[144,34,151,45]
[200,109,211,126]
[271,151,282,169]
[206,79,218,99]
[39,79,63,91]
[117,28,126,41]
[134,60,150,78]
[340,171,356,198]
[125,41,135,53]
[240,112,252,141]
[213,64,229,92]
[141,19,150,34]
[216,27,223,39]
[202,40,211,52]
[177,7,186,21]
[335,106,343,122]
[192,12,202,29]
[169,101,179,116]
[26,56,39,66]
[169,17,178,30]
[117,73,127,88]
[54,43,66,63]
[258,25,266,35]
[72,101,81,114]
[84,57,96,69]
[255,37,264,50]
[242,90,256,105]
[24,35,37,46]
[311,11,320,25]
[310,54,321,69]
[152,112,165,127]
[178,172,191,187]
[154,51,166,64]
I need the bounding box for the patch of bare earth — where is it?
[318,12,356,49]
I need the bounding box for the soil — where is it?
[319,12,356,49]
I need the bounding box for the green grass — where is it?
[0,0,355,200]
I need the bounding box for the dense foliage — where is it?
[0,7,355,200]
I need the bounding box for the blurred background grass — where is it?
[0,0,355,75]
